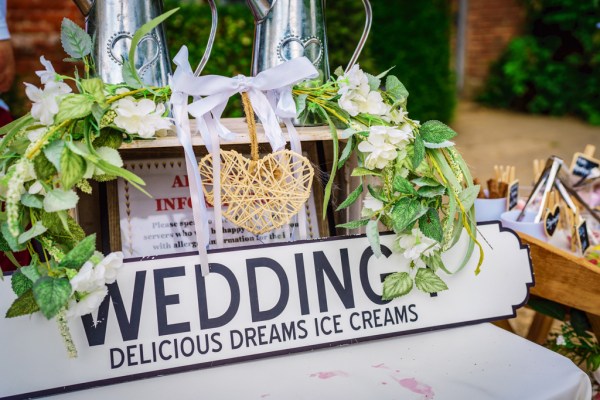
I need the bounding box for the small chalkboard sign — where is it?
[507,180,519,211]
[570,153,600,178]
[576,220,590,254]
[544,206,560,237]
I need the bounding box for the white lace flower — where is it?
[25,81,72,125]
[361,192,384,218]
[35,56,57,84]
[337,64,370,95]
[357,91,389,116]
[113,97,172,138]
[358,131,397,170]
[70,261,105,294]
[338,90,363,117]
[396,228,441,267]
[370,125,413,147]
[65,286,108,319]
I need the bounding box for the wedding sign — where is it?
[117,158,320,257]
[0,222,533,400]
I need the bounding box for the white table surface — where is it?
[36,323,591,400]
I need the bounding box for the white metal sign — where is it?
[0,222,532,399]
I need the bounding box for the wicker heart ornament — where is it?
[198,93,314,235]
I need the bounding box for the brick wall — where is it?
[462,0,526,98]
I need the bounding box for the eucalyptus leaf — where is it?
[5,289,40,318]
[352,167,382,177]
[458,185,480,211]
[32,276,72,319]
[58,233,96,270]
[336,183,363,211]
[420,120,457,144]
[366,220,382,258]
[418,208,443,243]
[382,272,413,300]
[60,18,92,59]
[18,221,47,244]
[20,193,44,209]
[43,189,79,212]
[55,94,94,124]
[336,219,370,229]
[60,147,86,189]
[414,268,448,293]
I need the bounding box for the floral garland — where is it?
[293,65,482,300]
[0,10,482,356]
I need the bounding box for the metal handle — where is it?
[345,0,372,73]
[194,0,218,76]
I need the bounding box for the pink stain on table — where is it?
[393,377,435,399]
[309,370,349,379]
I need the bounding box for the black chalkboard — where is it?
[571,154,599,178]
[577,220,590,254]
[544,206,560,237]
[507,180,519,211]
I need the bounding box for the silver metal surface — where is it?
[80,0,172,86]
[194,0,218,77]
[247,0,372,81]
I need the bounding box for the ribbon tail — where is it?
[283,118,309,240]
[204,115,225,248]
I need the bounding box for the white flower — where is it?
[396,228,441,267]
[358,132,397,170]
[361,192,384,218]
[25,81,72,125]
[95,252,124,284]
[357,91,389,116]
[370,125,413,147]
[338,90,363,117]
[70,261,105,294]
[113,97,172,138]
[556,335,566,346]
[337,64,370,95]
[26,126,47,143]
[65,286,108,319]
[35,56,57,84]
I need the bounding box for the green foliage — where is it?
[478,0,600,124]
[32,277,72,319]
[370,0,455,123]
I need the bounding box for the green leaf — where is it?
[32,276,71,319]
[80,78,106,104]
[352,167,382,177]
[55,94,94,124]
[58,233,96,270]
[20,193,44,209]
[60,147,86,189]
[336,219,370,229]
[294,94,307,116]
[412,134,425,169]
[457,185,480,211]
[42,139,65,172]
[420,120,457,144]
[337,134,355,169]
[18,221,47,244]
[122,58,143,89]
[20,258,42,283]
[33,152,58,180]
[419,208,443,242]
[417,185,446,198]
[336,183,363,211]
[382,272,413,300]
[43,189,79,212]
[391,197,427,232]
[60,18,92,59]
[392,175,417,195]
[0,115,34,154]
[365,73,381,91]
[128,7,180,85]
[385,75,409,102]
[367,185,387,202]
[1,223,25,252]
[11,270,33,296]
[334,66,344,77]
[0,230,10,252]
[366,220,382,258]
[412,176,441,187]
[414,268,448,293]
[5,289,40,318]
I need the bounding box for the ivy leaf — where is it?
[366,220,382,258]
[5,289,40,318]
[80,78,106,104]
[336,183,363,211]
[457,185,480,211]
[382,272,413,300]
[43,139,65,172]
[43,189,79,212]
[20,193,44,209]
[32,277,72,319]
[415,268,448,294]
[412,134,425,169]
[60,147,86,189]
[366,73,381,91]
[33,152,58,180]
[386,75,409,103]
[418,208,443,242]
[55,94,94,124]
[417,185,446,198]
[1,223,25,252]
[18,221,47,244]
[295,94,307,116]
[392,175,417,195]
[58,233,96,270]
[420,120,457,144]
[391,197,427,232]
[352,167,382,177]
[60,18,92,59]
[11,270,33,296]
[336,219,370,229]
